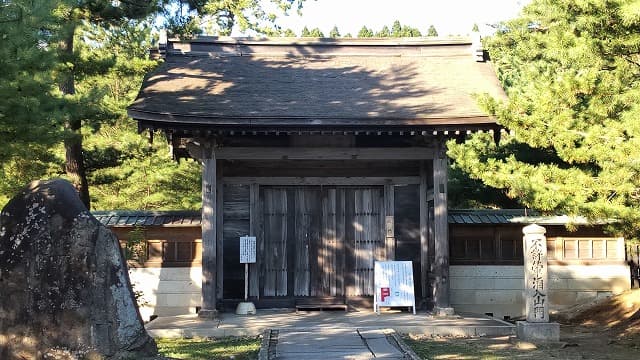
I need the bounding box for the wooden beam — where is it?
[199,150,218,318]
[432,153,452,314]
[214,147,435,160]
[222,177,420,185]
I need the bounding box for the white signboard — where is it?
[239,236,256,264]
[374,261,416,314]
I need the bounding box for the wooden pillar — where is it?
[432,150,453,316]
[248,183,260,298]
[216,162,224,301]
[419,161,429,304]
[199,146,218,318]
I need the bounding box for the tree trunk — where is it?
[60,27,91,209]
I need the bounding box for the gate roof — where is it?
[128,37,506,134]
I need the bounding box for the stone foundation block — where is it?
[516,321,560,342]
[434,307,455,317]
[197,308,219,319]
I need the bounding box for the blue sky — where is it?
[247,0,530,37]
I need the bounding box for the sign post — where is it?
[374,261,416,314]
[236,236,257,315]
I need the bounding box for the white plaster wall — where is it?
[128,263,630,320]
[450,264,630,319]
[128,267,202,321]
[547,264,630,308]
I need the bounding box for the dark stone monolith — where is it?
[0,179,158,359]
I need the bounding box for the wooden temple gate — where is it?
[191,144,450,312]
[127,37,506,317]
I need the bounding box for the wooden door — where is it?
[261,186,383,298]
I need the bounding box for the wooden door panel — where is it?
[293,188,319,296]
[262,188,288,296]
[346,187,384,296]
[318,188,338,296]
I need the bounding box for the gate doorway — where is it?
[260,186,385,299]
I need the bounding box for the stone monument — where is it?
[516,224,560,342]
[0,180,158,359]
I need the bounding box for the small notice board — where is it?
[374,261,416,314]
[239,236,256,264]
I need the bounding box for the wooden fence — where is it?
[627,243,640,288]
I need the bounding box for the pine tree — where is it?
[448,0,640,233]
[376,25,390,37]
[357,26,374,38]
[282,28,296,37]
[329,25,340,38]
[391,20,402,37]
[402,25,422,37]
[427,25,438,36]
[472,23,479,32]
[0,0,62,205]
[377,20,422,37]
[49,1,159,209]
[77,20,201,210]
[309,27,324,37]
[173,0,307,36]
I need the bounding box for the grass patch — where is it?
[156,337,261,360]
[402,336,524,360]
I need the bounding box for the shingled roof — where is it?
[93,209,589,227]
[129,37,506,132]
[93,211,202,227]
[448,209,593,226]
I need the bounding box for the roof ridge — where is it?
[167,36,473,46]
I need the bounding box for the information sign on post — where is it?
[239,236,256,264]
[374,261,416,314]
[239,236,256,306]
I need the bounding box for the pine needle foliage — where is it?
[0,0,63,205]
[448,0,640,234]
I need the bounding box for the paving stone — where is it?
[269,328,408,359]
[277,354,375,360]
[358,329,389,339]
[365,337,402,357]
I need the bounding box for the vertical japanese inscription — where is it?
[523,224,549,323]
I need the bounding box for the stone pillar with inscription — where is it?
[516,224,560,342]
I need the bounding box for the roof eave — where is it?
[128,108,500,133]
